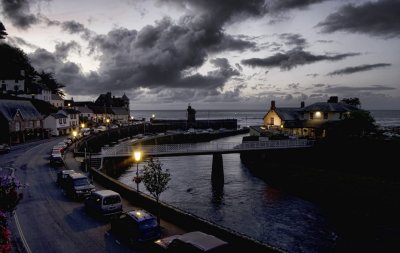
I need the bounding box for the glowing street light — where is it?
[72,130,78,150]
[81,123,85,128]
[133,150,142,192]
[106,118,110,124]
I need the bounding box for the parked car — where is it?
[50,153,64,166]
[0,143,11,154]
[84,190,122,218]
[111,209,161,244]
[62,172,95,200]
[154,231,229,253]
[56,170,75,188]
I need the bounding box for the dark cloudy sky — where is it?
[1,0,400,109]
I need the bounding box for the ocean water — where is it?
[131,109,400,128]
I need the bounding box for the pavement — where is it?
[62,145,186,238]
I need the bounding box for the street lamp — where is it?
[133,150,142,192]
[72,130,78,150]
[81,123,85,128]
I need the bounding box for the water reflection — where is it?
[118,135,336,252]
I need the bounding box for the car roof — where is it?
[173,231,228,252]
[93,190,120,197]
[127,209,155,222]
[61,170,74,174]
[68,172,87,179]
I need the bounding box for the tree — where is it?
[0,168,23,253]
[36,71,65,97]
[341,97,361,108]
[141,158,171,226]
[0,22,7,39]
[329,110,377,139]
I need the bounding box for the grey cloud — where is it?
[316,39,333,43]
[7,36,38,49]
[279,33,307,48]
[322,85,396,93]
[268,0,328,12]
[307,73,319,78]
[313,83,325,87]
[288,83,300,90]
[327,63,392,76]
[318,0,400,38]
[241,49,359,70]
[54,41,81,60]
[61,20,92,39]
[0,0,39,29]
[208,34,256,52]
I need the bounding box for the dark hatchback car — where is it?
[111,209,161,244]
[50,153,64,166]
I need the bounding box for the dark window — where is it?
[310,112,313,120]
[15,80,18,83]
[270,117,274,125]
[323,112,328,119]
[59,118,62,124]
[103,196,120,205]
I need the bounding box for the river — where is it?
[118,133,337,253]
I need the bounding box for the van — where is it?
[84,190,122,217]
[63,173,95,199]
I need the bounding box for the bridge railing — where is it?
[100,139,314,156]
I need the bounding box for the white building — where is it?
[43,113,69,136]
[58,108,80,133]
[50,94,64,108]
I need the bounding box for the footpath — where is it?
[62,146,186,238]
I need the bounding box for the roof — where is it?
[77,106,93,114]
[110,107,129,115]
[60,108,80,114]
[302,102,359,112]
[0,99,42,121]
[68,173,87,179]
[90,106,113,114]
[127,209,155,222]
[94,190,120,198]
[49,113,67,119]
[174,231,228,251]
[275,108,302,121]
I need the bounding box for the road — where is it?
[1,138,140,253]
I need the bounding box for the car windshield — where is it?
[103,195,120,205]
[138,218,157,230]
[74,178,90,186]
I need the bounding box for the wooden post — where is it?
[211,153,224,190]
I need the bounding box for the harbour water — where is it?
[117,109,400,252]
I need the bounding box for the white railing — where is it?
[100,139,313,157]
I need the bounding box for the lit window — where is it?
[315,111,321,118]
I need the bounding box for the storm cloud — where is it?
[318,0,400,38]
[327,63,392,76]
[241,49,359,70]
[0,0,39,29]
[268,0,328,12]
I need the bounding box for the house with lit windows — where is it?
[251,97,359,139]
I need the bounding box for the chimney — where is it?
[270,100,276,110]
[300,101,305,108]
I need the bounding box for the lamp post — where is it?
[133,150,142,192]
[72,130,77,150]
